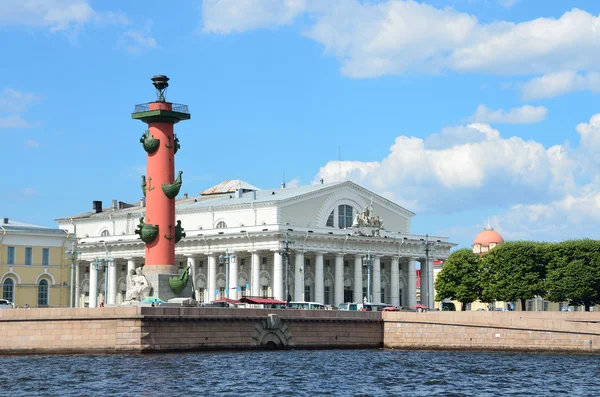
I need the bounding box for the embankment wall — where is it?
[2,308,600,354]
[383,311,600,353]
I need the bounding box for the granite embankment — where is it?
[1,307,598,354]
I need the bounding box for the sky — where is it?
[1,0,600,250]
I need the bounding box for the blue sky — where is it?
[2,0,600,249]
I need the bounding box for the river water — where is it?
[2,349,600,396]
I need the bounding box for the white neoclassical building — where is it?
[56,180,455,308]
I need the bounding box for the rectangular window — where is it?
[324,286,330,305]
[398,289,403,306]
[344,289,353,303]
[25,247,32,265]
[261,286,269,297]
[543,301,549,311]
[197,288,205,303]
[240,286,247,297]
[381,288,386,303]
[42,248,50,266]
[261,257,267,265]
[7,247,15,265]
[527,300,534,312]
[304,285,311,302]
[218,287,225,299]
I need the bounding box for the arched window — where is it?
[338,204,353,229]
[215,221,227,229]
[38,279,49,306]
[326,210,334,227]
[3,278,14,302]
[100,230,110,237]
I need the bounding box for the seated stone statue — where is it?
[125,268,152,302]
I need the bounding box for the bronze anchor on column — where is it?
[146,177,155,192]
[165,135,173,149]
[164,224,174,241]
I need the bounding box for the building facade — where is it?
[56,180,455,308]
[0,218,76,308]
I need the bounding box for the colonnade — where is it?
[76,251,430,308]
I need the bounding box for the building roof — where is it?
[1,218,67,235]
[473,227,504,246]
[55,180,414,221]
[201,179,260,195]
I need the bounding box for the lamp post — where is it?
[219,249,233,298]
[363,250,373,303]
[65,241,80,308]
[420,234,440,309]
[280,230,295,305]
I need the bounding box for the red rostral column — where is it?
[132,75,190,276]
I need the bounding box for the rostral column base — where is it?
[145,273,193,302]
[143,264,179,276]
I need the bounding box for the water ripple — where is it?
[1,350,600,396]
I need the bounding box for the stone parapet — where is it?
[2,309,600,354]
[383,311,600,353]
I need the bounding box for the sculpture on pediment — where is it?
[352,202,384,237]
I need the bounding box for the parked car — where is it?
[0,299,14,309]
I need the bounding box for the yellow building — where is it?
[0,217,76,308]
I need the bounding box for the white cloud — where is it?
[285,177,301,188]
[521,71,600,100]
[0,88,39,113]
[0,89,40,129]
[316,114,600,216]
[0,115,35,129]
[202,1,600,85]
[313,113,600,242]
[24,139,40,148]
[202,0,307,34]
[0,0,127,32]
[498,0,520,7]
[467,104,548,124]
[118,29,158,55]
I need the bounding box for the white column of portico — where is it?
[127,258,136,275]
[229,254,238,300]
[75,262,81,308]
[391,257,399,307]
[428,258,435,309]
[273,252,283,301]
[294,252,304,301]
[408,258,417,307]
[89,261,98,308]
[373,256,381,304]
[107,259,117,305]
[187,256,196,300]
[208,254,217,302]
[315,253,324,304]
[334,253,344,306]
[251,252,260,297]
[419,259,427,306]
[353,255,362,303]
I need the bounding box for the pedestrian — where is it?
[100,300,105,307]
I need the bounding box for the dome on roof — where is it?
[473,227,504,246]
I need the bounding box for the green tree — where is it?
[435,249,482,311]
[545,240,600,311]
[482,241,547,311]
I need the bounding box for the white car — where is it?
[0,299,14,309]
